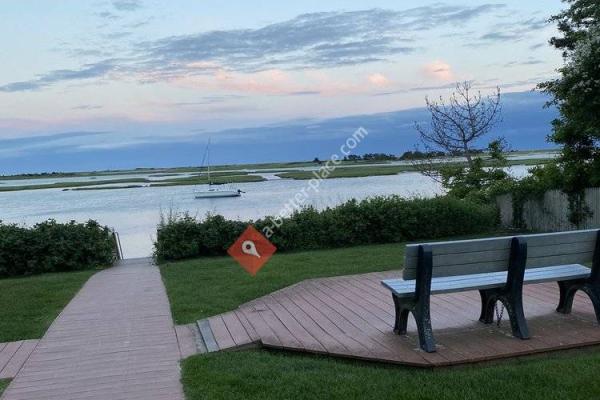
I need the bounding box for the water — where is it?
[0,165,531,258]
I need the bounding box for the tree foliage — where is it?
[539,0,600,225]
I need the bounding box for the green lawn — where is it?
[0,379,9,396]
[182,348,600,400]
[160,243,406,324]
[276,165,417,179]
[0,271,94,342]
[275,158,552,180]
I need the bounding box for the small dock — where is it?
[192,271,600,367]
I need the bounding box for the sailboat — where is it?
[194,139,243,199]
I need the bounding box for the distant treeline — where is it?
[338,149,488,162]
[0,171,79,179]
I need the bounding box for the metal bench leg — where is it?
[580,284,600,324]
[501,237,530,340]
[501,293,530,339]
[556,280,581,314]
[556,279,600,324]
[479,289,496,324]
[392,295,410,334]
[413,303,435,353]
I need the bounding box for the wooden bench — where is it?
[381,230,600,353]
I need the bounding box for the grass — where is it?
[160,243,406,324]
[181,348,600,400]
[70,185,145,191]
[0,270,94,342]
[0,178,150,192]
[150,174,264,188]
[276,159,553,180]
[0,380,9,396]
[0,173,265,192]
[276,165,417,179]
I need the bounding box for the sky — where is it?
[0,1,565,172]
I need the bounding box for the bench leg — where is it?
[391,294,436,353]
[392,295,410,334]
[582,285,600,324]
[413,306,435,353]
[501,294,530,339]
[558,280,600,324]
[556,280,580,314]
[479,289,496,324]
[479,289,529,339]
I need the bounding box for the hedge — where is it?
[154,195,499,261]
[0,219,117,278]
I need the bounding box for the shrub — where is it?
[0,219,117,278]
[154,196,499,261]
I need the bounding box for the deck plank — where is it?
[208,316,236,350]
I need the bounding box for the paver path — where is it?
[1,258,184,400]
[0,340,39,379]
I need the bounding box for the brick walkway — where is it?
[1,259,184,400]
[0,340,38,379]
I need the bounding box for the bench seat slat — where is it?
[382,264,591,298]
[392,264,584,287]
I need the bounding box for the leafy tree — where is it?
[438,139,510,200]
[539,0,600,225]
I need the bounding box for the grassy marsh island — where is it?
[0,151,555,192]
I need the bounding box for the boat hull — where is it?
[194,190,241,199]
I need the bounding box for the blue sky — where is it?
[0,1,564,171]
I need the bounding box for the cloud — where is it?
[112,0,143,12]
[1,5,506,92]
[103,31,133,40]
[96,11,121,20]
[167,95,245,107]
[72,105,104,110]
[0,61,116,92]
[529,43,546,51]
[503,59,545,67]
[140,5,505,73]
[0,131,110,157]
[422,60,454,81]
[475,17,549,45]
[368,73,391,87]
[288,91,321,96]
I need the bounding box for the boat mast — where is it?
[207,137,212,187]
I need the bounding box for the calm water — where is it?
[0,166,531,258]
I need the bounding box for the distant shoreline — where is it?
[0,149,558,181]
[0,150,558,193]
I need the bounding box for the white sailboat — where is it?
[194,139,243,199]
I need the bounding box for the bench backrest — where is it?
[403,230,599,280]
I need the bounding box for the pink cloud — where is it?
[368,73,390,87]
[166,67,392,97]
[422,61,454,81]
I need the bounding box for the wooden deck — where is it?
[194,271,600,367]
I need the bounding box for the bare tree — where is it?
[415,82,502,169]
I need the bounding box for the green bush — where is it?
[0,220,117,278]
[155,196,499,261]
